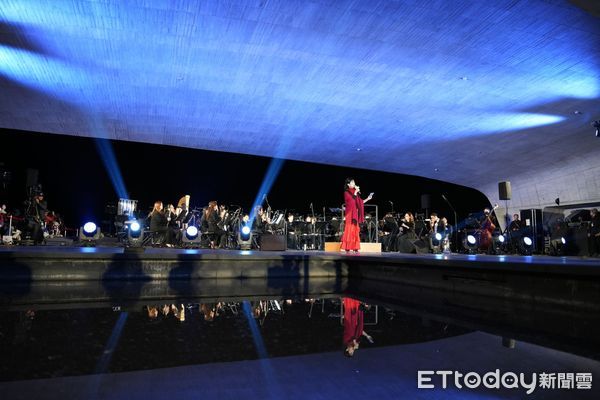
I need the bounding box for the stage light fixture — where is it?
[79,221,102,245]
[435,232,442,241]
[238,225,252,250]
[520,236,533,255]
[464,234,478,254]
[493,234,506,254]
[127,220,144,247]
[182,225,202,247]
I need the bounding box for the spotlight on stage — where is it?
[182,225,201,247]
[435,232,442,241]
[127,220,144,247]
[239,225,252,250]
[493,234,506,254]
[464,234,478,254]
[79,221,102,245]
[550,236,567,256]
[521,236,533,255]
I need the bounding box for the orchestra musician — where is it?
[149,201,170,246]
[28,192,47,244]
[286,213,298,250]
[427,212,445,252]
[341,178,373,253]
[479,208,496,253]
[397,212,416,253]
[508,213,523,252]
[202,201,226,249]
[380,212,399,252]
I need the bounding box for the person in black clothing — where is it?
[202,201,226,249]
[589,208,600,257]
[397,212,416,253]
[149,201,169,246]
[507,213,523,253]
[28,193,47,244]
[379,212,399,252]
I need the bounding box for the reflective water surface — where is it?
[1,279,600,399]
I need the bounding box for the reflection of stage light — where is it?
[561,237,566,245]
[182,225,201,247]
[80,221,101,245]
[239,225,252,250]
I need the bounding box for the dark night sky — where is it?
[1,128,490,228]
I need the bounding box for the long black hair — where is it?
[344,177,355,190]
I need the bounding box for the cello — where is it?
[479,204,499,252]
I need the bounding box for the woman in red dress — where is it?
[341,178,372,253]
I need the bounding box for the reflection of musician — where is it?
[341,178,372,253]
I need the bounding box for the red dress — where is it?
[341,188,364,251]
[343,297,364,346]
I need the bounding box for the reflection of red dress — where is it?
[341,188,364,251]
[343,297,364,346]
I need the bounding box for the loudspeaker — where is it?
[45,237,74,246]
[25,168,39,188]
[413,239,430,254]
[261,234,286,251]
[499,181,511,200]
[420,194,431,210]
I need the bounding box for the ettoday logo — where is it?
[418,370,593,394]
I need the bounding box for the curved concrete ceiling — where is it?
[1,0,599,216]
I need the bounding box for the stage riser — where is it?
[0,258,348,281]
[347,262,600,310]
[1,278,347,310]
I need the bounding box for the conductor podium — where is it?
[324,242,382,253]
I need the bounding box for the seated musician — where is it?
[149,201,170,246]
[380,212,399,252]
[396,212,416,253]
[428,212,445,252]
[202,201,227,249]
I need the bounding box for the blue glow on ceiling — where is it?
[1,0,599,187]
